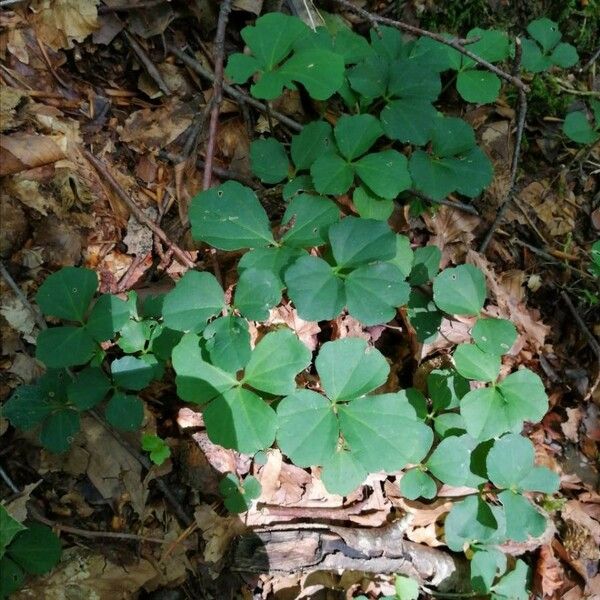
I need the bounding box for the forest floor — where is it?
[0,1,599,599]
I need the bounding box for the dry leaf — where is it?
[267,304,321,351]
[534,544,565,598]
[0,133,64,175]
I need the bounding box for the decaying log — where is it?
[230,520,469,592]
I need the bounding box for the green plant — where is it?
[0,506,61,598]
[3,12,576,599]
[521,17,579,72]
[563,99,600,144]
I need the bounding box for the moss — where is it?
[506,75,571,121]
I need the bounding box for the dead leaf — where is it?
[562,407,583,442]
[0,296,36,342]
[123,207,156,256]
[3,481,41,521]
[534,544,565,598]
[0,86,26,132]
[194,504,247,565]
[0,133,65,175]
[267,304,321,351]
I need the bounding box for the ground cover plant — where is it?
[0,4,598,600]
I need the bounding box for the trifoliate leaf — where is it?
[400,468,437,500]
[290,121,335,170]
[40,409,80,453]
[345,263,409,325]
[472,318,517,355]
[316,338,389,401]
[3,385,52,431]
[238,246,305,285]
[281,194,339,248]
[105,392,143,432]
[454,344,501,382]
[431,117,476,157]
[162,271,225,333]
[520,38,552,72]
[150,327,183,361]
[334,114,382,160]
[67,367,111,410]
[250,138,289,184]
[243,329,311,395]
[276,389,338,467]
[347,55,389,100]
[456,69,501,104]
[141,434,171,466]
[370,25,406,61]
[234,268,281,321]
[354,150,411,199]
[8,524,61,574]
[189,181,275,250]
[427,435,472,485]
[35,267,97,322]
[328,217,396,267]
[409,150,458,200]
[408,245,441,285]
[284,255,345,321]
[448,148,494,198]
[204,387,277,454]
[36,326,97,368]
[219,474,261,513]
[380,99,438,145]
[388,57,442,100]
[117,319,150,353]
[321,449,367,496]
[433,264,486,316]
[527,18,561,53]
[498,490,546,542]
[352,186,394,221]
[111,356,154,391]
[310,153,354,195]
[563,111,599,144]
[203,316,251,373]
[428,368,470,411]
[85,294,130,342]
[550,42,578,68]
[491,559,530,600]
[471,548,507,593]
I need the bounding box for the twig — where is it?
[30,507,167,544]
[83,150,195,269]
[0,261,47,330]
[560,290,600,360]
[168,45,303,132]
[579,45,600,73]
[0,464,19,494]
[407,190,480,216]
[479,73,527,252]
[514,239,591,279]
[124,30,171,96]
[203,0,233,190]
[331,0,528,91]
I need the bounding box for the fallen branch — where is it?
[83,150,196,269]
[406,190,480,216]
[560,290,600,360]
[168,45,303,132]
[124,30,171,96]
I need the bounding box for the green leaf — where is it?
[40,409,80,453]
[284,255,345,321]
[219,474,261,513]
[85,294,130,342]
[370,25,406,61]
[408,245,441,285]
[150,327,183,361]
[431,116,476,157]
[409,151,457,200]
[498,490,546,542]
[203,316,251,373]
[3,385,52,430]
[428,368,470,411]
[407,288,442,343]
[172,333,237,403]
[281,194,339,248]
[290,121,335,170]
[225,52,261,84]
[433,264,486,316]
[35,267,97,322]
[347,55,389,100]
[36,326,97,368]
[316,338,389,401]
[380,99,438,145]
[472,318,517,355]
[388,57,442,100]
[243,329,311,395]
[521,38,552,72]
[550,42,578,67]
[321,449,367,496]
[238,246,305,285]
[345,263,409,325]
[454,344,501,382]
[456,69,501,104]
[117,319,150,353]
[141,433,171,466]
[310,153,354,195]
[434,412,467,437]
[471,548,507,593]
[498,368,548,423]
[400,468,437,500]
[563,111,599,144]
[190,181,275,250]
[276,389,338,467]
[464,28,511,64]
[527,18,561,53]
[111,356,154,391]
[427,435,472,485]
[450,147,494,197]
[328,217,396,267]
[8,524,61,574]
[486,433,559,493]
[67,367,111,410]
[105,392,144,432]
[492,559,529,600]
[339,394,433,470]
[394,574,420,600]
[204,387,277,454]
[354,150,411,199]
[0,506,25,556]
[162,271,225,333]
[250,138,289,184]
[0,556,24,597]
[234,268,281,321]
[334,114,383,160]
[352,186,394,221]
[444,495,505,551]
[388,235,414,278]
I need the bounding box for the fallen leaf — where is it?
[534,544,565,598]
[0,133,65,175]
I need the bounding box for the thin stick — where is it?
[124,30,171,96]
[0,464,19,494]
[407,190,480,216]
[331,0,528,91]
[0,261,47,330]
[168,45,303,132]
[202,0,233,190]
[30,507,167,544]
[579,45,600,73]
[83,150,195,269]
[514,239,590,279]
[560,291,600,360]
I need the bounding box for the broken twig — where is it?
[124,30,171,96]
[560,290,600,360]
